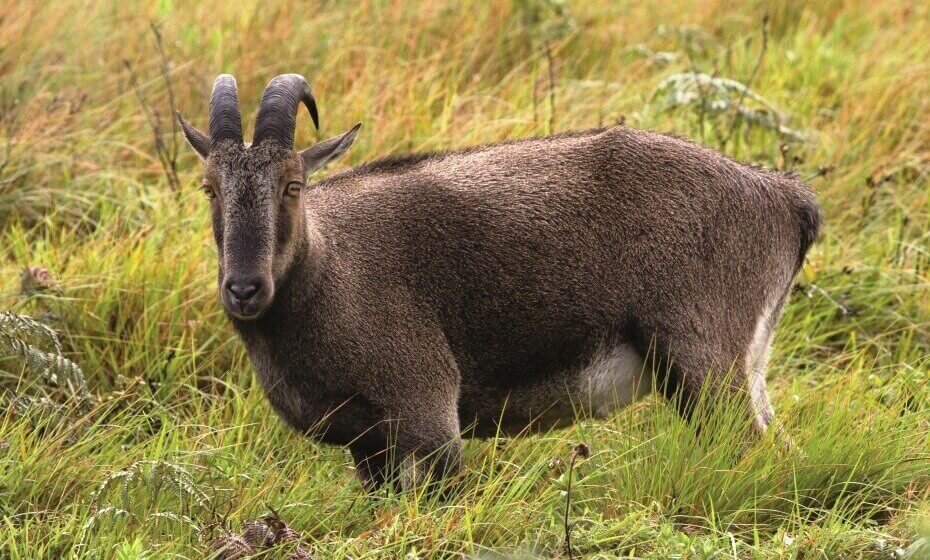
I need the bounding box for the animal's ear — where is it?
[299,123,361,176]
[177,111,210,159]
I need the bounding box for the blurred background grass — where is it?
[0,0,928,558]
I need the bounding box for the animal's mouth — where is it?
[228,303,266,321]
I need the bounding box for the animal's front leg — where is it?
[349,443,389,491]
[356,314,465,492]
[391,417,463,493]
[349,425,462,493]
[376,361,464,492]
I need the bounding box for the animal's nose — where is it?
[225,279,261,302]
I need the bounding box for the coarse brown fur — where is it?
[179,74,821,490]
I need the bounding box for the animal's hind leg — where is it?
[744,301,779,434]
[745,298,802,454]
[635,302,780,437]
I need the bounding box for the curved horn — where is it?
[209,74,243,147]
[253,74,319,149]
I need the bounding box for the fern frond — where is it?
[0,310,88,403]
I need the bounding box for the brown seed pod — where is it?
[20,266,57,295]
[572,442,590,460]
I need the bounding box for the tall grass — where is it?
[0,0,928,558]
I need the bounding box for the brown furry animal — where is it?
[178,74,821,489]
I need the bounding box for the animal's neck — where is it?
[301,216,328,288]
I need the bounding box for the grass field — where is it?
[1,0,929,558]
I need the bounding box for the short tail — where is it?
[787,178,822,271]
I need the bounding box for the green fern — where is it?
[83,459,211,543]
[91,459,211,511]
[0,310,89,408]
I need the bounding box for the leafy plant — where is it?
[90,459,210,513]
[0,310,89,409]
[652,72,807,143]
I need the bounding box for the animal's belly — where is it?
[459,343,649,437]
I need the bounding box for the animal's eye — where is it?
[285,181,303,198]
[201,185,216,199]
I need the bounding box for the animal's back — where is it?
[313,126,818,433]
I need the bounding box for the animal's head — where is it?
[177,74,359,320]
